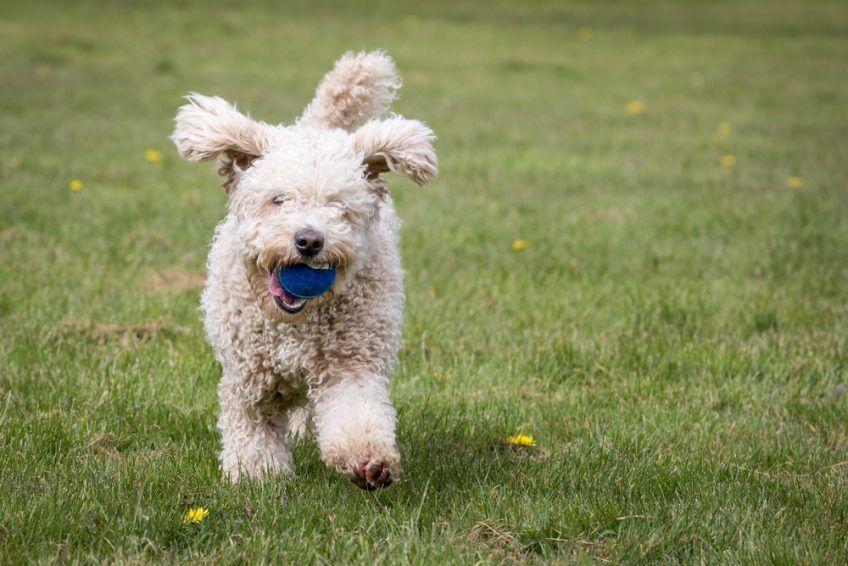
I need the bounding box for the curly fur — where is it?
[299,50,402,131]
[171,51,437,488]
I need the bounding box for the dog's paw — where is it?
[350,457,395,490]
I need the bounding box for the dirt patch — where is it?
[580,207,633,223]
[86,433,123,461]
[63,318,183,346]
[0,226,23,243]
[144,266,205,294]
[468,521,525,561]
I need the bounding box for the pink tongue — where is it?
[268,271,285,297]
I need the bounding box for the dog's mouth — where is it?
[267,261,337,314]
[268,267,308,313]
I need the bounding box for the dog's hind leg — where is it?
[286,404,313,440]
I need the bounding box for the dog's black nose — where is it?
[294,229,324,258]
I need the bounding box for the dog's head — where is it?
[171,52,437,319]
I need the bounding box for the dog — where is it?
[171,51,437,489]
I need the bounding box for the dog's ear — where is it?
[171,94,274,192]
[354,116,438,187]
[300,51,401,132]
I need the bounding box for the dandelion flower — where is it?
[625,100,645,115]
[717,122,732,136]
[578,27,592,42]
[69,180,83,191]
[144,149,163,164]
[507,434,536,447]
[720,155,736,168]
[182,507,209,524]
[690,73,705,88]
[786,176,804,188]
[511,239,528,251]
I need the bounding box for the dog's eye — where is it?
[272,195,287,205]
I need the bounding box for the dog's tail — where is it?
[299,50,401,132]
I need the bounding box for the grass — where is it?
[1,0,847,562]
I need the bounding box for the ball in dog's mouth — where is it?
[268,263,337,314]
[268,270,307,313]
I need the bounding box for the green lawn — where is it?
[2,0,847,562]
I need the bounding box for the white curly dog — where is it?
[171,51,437,489]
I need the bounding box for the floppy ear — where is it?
[171,93,274,192]
[300,50,401,131]
[353,116,438,187]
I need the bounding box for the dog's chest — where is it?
[253,325,314,395]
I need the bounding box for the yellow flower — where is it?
[578,27,592,42]
[720,155,736,168]
[625,100,645,115]
[144,149,163,163]
[786,176,804,188]
[507,434,536,447]
[717,122,732,136]
[182,507,209,524]
[69,180,83,191]
[690,73,705,88]
[511,239,528,251]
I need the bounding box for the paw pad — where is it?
[352,457,393,490]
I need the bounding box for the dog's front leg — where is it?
[217,374,293,483]
[310,373,401,489]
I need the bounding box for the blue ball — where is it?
[279,264,337,298]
